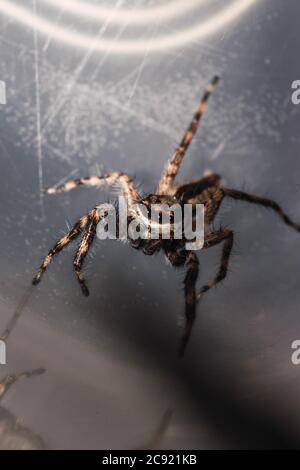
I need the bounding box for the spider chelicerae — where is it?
[33,76,300,356]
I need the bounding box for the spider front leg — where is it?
[73,209,100,297]
[158,76,219,195]
[198,228,234,300]
[166,249,199,357]
[45,172,140,207]
[32,213,90,286]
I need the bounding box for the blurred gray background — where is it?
[0,0,300,449]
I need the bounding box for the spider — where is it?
[32,76,300,357]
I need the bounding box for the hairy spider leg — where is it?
[46,172,140,207]
[223,188,300,233]
[181,251,200,357]
[166,249,199,357]
[73,209,100,297]
[0,368,45,401]
[32,213,90,286]
[198,229,234,300]
[158,76,219,195]
[175,173,221,202]
[176,179,224,227]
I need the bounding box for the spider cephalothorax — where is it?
[33,76,300,356]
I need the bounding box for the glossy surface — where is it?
[0,0,299,449]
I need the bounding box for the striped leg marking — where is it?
[46,172,140,206]
[157,76,219,195]
[181,251,199,357]
[73,209,100,297]
[32,214,90,286]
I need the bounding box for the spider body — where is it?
[33,76,300,356]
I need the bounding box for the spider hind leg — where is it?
[224,188,300,233]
